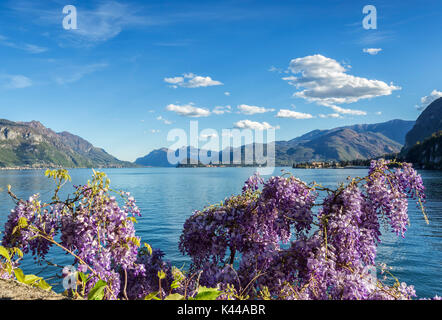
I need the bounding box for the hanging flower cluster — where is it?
[180,160,429,299]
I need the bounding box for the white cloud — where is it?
[318,113,342,118]
[283,54,400,115]
[0,35,48,54]
[11,1,263,47]
[150,129,160,134]
[166,103,211,117]
[156,115,172,125]
[55,63,108,84]
[224,91,231,96]
[237,104,274,115]
[212,105,231,115]
[1,75,33,89]
[329,105,367,116]
[375,111,382,115]
[64,1,154,44]
[363,48,382,55]
[9,1,166,47]
[234,120,278,131]
[269,66,282,73]
[164,76,183,85]
[269,66,289,74]
[417,90,442,111]
[164,73,222,88]
[276,109,313,119]
[359,31,393,46]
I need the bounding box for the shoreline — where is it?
[0,165,138,171]
[0,278,67,300]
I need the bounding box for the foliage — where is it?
[0,245,51,291]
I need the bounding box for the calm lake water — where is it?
[0,167,441,298]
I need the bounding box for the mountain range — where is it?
[0,119,133,168]
[2,115,433,169]
[135,119,415,167]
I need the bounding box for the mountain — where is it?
[276,129,402,165]
[135,148,174,167]
[403,97,442,149]
[136,119,413,167]
[135,146,212,167]
[288,119,414,145]
[404,131,442,169]
[402,97,442,168]
[0,119,132,168]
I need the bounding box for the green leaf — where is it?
[18,217,28,229]
[23,274,41,285]
[12,247,23,259]
[129,237,140,247]
[144,243,152,256]
[0,246,10,261]
[165,293,184,300]
[170,280,180,290]
[78,272,88,284]
[37,280,52,291]
[13,268,25,283]
[127,217,137,223]
[194,286,221,300]
[87,280,107,300]
[157,270,166,280]
[144,291,159,300]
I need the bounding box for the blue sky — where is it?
[0,0,441,161]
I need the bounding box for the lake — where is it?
[0,167,441,298]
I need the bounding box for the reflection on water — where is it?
[0,167,440,298]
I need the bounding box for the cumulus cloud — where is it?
[363,48,382,55]
[282,54,400,115]
[417,90,442,111]
[166,103,211,117]
[234,120,278,130]
[164,73,223,88]
[276,109,313,119]
[224,91,231,96]
[212,105,231,115]
[237,104,274,115]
